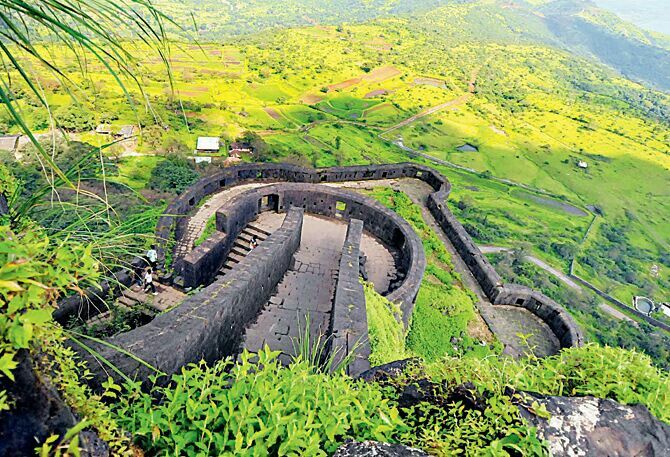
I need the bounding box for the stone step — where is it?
[234,241,251,252]
[228,252,246,263]
[118,295,137,307]
[246,224,271,237]
[231,247,248,257]
[240,229,268,242]
[87,310,111,326]
[238,233,253,243]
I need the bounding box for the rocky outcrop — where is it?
[333,441,428,457]
[361,361,670,457]
[519,393,670,457]
[0,351,109,457]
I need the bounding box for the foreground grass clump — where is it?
[427,343,670,424]
[364,282,409,366]
[114,348,405,456]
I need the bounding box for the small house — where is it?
[229,141,252,158]
[196,137,221,153]
[577,160,588,169]
[116,125,137,139]
[96,124,112,135]
[0,135,20,153]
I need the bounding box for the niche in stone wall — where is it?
[336,201,347,218]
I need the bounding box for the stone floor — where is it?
[242,214,346,364]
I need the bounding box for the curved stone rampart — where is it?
[182,182,426,327]
[161,162,583,350]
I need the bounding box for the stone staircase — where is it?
[216,224,272,278]
[85,284,184,327]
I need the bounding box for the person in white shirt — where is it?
[143,268,157,295]
[146,245,158,270]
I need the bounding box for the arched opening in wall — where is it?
[219,179,226,187]
[320,175,327,182]
[382,171,388,178]
[416,171,424,178]
[259,194,280,212]
[335,201,347,218]
[515,298,525,306]
[188,197,195,206]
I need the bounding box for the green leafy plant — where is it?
[115,347,406,456]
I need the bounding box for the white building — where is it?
[577,160,588,169]
[196,136,220,153]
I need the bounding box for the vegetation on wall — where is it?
[363,282,408,366]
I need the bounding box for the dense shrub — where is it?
[54,104,96,131]
[115,348,405,456]
[148,154,199,194]
[428,344,670,424]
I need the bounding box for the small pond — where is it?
[456,143,478,152]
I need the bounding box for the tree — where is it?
[241,131,274,162]
[54,104,96,131]
[149,155,199,195]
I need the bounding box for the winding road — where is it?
[478,246,581,291]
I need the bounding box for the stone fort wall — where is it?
[330,219,370,377]
[183,183,426,326]
[159,162,583,349]
[77,208,304,389]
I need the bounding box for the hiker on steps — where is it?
[143,268,158,295]
[250,236,258,250]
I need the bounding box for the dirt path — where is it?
[380,93,472,136]
[380,66,480,136]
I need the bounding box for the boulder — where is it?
[518,393,670,457]
[333,441,428,457]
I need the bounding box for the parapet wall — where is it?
[155,163,441,263]
[330,219,370,377]
[180,192,262,288]
[79,208,304,389]
[425,181,585,349]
